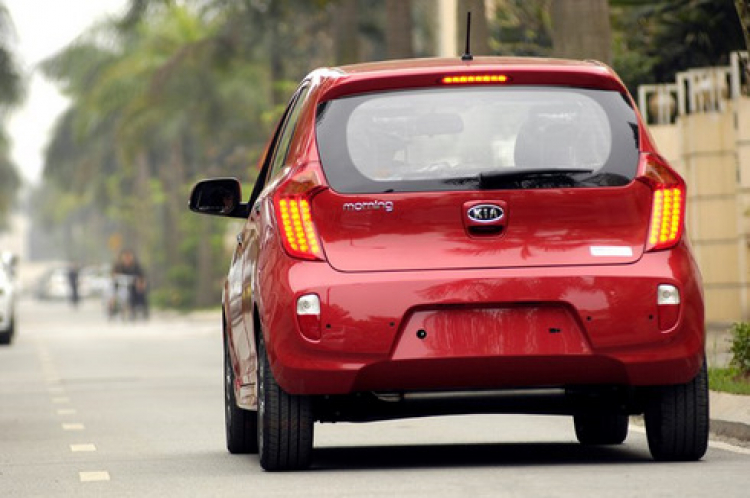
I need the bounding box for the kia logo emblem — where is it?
[467,204,504,223]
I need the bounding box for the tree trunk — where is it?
[551,0,612,65]
[159,140,187,304]
[737,0,750,82]
[736,1,750,53]
[334,0,360,65]
[458,0,489,56]
[386,0,414,59]
[194,215,216,308]
[133,150,150,252]
[267,0,285,105]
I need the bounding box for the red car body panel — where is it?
[315,182,652,272]
[215,57,704,413]
[247,236,703,396]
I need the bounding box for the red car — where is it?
[189,57,707,471]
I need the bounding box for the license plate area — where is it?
[392,305,590,360]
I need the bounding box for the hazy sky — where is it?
[6,0,127,185]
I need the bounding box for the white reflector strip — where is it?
[590,246,634,257]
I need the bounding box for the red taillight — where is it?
[639,154,686,251]
[273,168,325,261]
[441,74,509,85]
[648,187,683,248]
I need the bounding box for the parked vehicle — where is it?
[190,56,708,471]
[0,261,16,345]
[33,267,71,301]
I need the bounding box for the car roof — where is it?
[336,56,607,74]
[311,56,628,102]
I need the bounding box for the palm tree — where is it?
[41,3,275,307]
[0,2,23,229]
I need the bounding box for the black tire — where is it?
[224,336,258,454]
[257,335,313,471]
[644,360,709,461]
[574,411,629,445]
[0,317,15,346]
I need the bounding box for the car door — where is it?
[232,84,311,391]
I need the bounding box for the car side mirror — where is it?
[188,178,249,218]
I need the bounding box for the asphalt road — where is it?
[2,297,749,497]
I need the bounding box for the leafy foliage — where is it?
[611,0,746,93]
[0,2,23,228]
[491,0,553,56]
[708,367,750,395]
[730,322,750,375]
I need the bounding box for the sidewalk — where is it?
[706,327,750,442]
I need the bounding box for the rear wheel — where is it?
[257,335,313,471]
[574,411,629,445]
[644,360,709,461]
[224,336,258,454]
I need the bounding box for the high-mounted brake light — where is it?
[441,74,509,85]
[273,168,325,261]
[640,154,686,252]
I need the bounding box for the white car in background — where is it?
[0,261,16,345]
[34,267,72,301]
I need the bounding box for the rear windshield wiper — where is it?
[478,167,593,188]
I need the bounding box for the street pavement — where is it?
[153,308,750,444]
[2,297,749,497]
[15,297,750,443]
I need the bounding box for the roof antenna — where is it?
[461,12,473,61]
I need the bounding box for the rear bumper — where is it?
[260,242,704,395]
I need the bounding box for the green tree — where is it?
[41,4,273,307]
[0,2,23,229]
[612,0,746,90]
[490,0,553,57]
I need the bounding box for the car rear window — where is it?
[315,86,639,193]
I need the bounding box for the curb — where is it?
[711,419,750,442]
[710,390,750,442]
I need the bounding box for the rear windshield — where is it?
[315,86,639,193]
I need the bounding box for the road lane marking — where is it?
[52,397,71,404]
[79,471,110,482]
[48,386,66,394]
[70,444,96,452]
[62,423,85,431]
[57,408,77,415]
